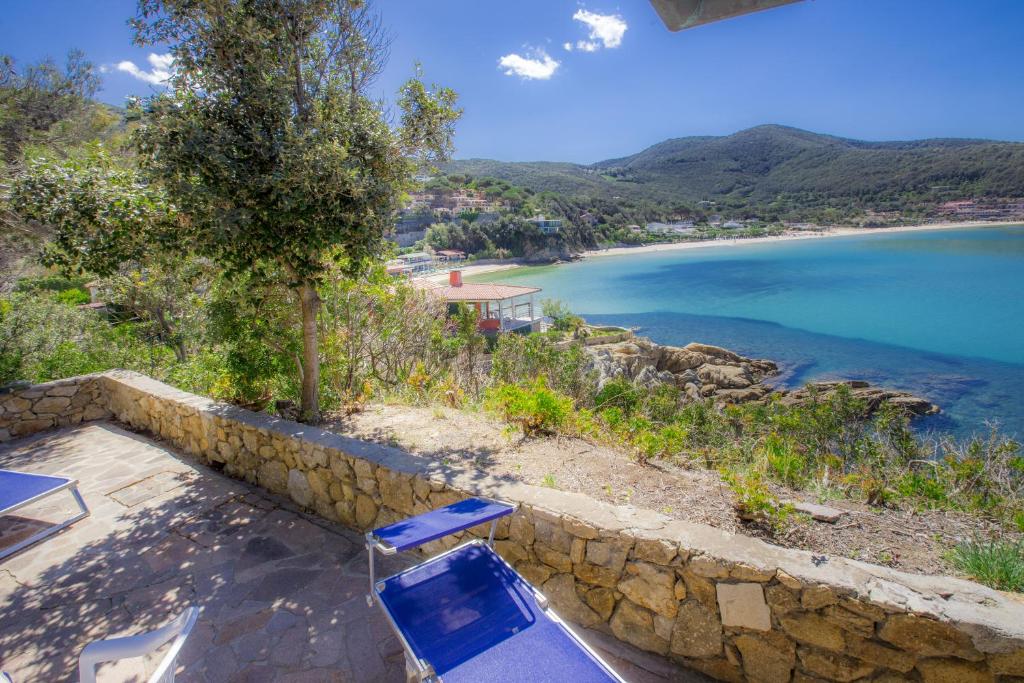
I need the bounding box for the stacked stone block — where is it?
[0,376,109,441]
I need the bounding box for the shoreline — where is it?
[579,220,1021,260]
[420,261,523,283]
[424,220,1020,282]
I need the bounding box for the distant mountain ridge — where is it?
[442,125,1024,212]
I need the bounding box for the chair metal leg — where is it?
[487,519,497,547]
[0,485,90,562]
[366,534,376,606]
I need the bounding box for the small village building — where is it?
[385,262,414,277]
[646,221,696,235]
[435,249,466,263]
[396,251,434,274]
[527,215,562,235]
[419,271,542,335]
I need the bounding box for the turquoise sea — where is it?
[473,226,1024,439]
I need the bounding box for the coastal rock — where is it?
[683,343,744,364]
[696,364,754,389]
[586,337,776,395]
[781,381,940,416]
[584,337,939,419]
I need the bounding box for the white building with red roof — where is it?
[416,271,542,335]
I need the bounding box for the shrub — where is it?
[632,423,687,465]
[490,333,595,404]
[13,274,90,293]
[55,288,91,306]
[485,376,575,437]
[721,468,799,534]
[541,298,584,333]
[0,293,168,384]
[595,378,642,415]
[644,383,682,424]
[762,433,807,487]
[948,538,1024,592]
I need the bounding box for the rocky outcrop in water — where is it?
[780,380,940,416]
[585,337,939,417]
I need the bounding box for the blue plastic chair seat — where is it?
[376,543,620,682]
[0,470,76,514]
[371,498,514,552]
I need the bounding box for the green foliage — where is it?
[426,213,561,259]
[483,345,1024,528]
[443,125,1024,223]
[721,469,799,534]
[948,539,1024,593]
[542,299,584,333]
[485,376,575,437]
[9,148,177,277]
[101,257,214,363]
[130,0,459,281]
[761,433,807,488]
[0,50,123,286]
[13,274,90,293]
[54,288,90,305]
[490,333,596,405]
[200,274,299,409]
[0,292,168,384]
[129,0,460,422]
[0,50,101,163]
[319,263,461,408]
[595,378,643,415]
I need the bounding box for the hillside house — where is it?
[434,249,466,263]
[418,271,542,335]
[647,221,696,235]
[528,215,562,235]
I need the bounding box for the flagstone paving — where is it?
[0,423,701,682]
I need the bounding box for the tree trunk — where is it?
[299,281,321,423]
[154,308,187,363]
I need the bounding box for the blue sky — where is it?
[4,0,1023,163]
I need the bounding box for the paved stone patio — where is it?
[0,423,698,682]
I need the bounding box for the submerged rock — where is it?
[585,337,939,418]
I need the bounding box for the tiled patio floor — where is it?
[0,423,700,682]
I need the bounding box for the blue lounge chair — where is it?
[0,469,89,562]
[366,497,625,682]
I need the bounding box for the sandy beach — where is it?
[579,220,1021,259]
[420,261,523,283]
[417,220,1020,282]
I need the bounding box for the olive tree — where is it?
[131,0,459,421]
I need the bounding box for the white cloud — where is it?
[563,42,573,52]
[572,9,628,51]
[497,50,560,80]
[116,53,174,85]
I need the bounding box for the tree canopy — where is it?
[129,0,460,420]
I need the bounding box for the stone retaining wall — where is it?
[12,370,1024,681]
[583,327,634,346]
[0,375,109,442]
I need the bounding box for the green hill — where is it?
[444,125,1024,217]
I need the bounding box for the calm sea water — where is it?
[473,226,1024,438]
